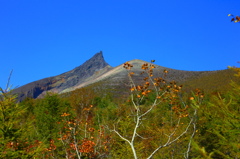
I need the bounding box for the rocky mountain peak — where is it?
[87,51,106,64]
[13,51,111,101]
[72,51,109,74]
[60,51,110,90]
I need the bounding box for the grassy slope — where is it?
[181,69,240,94]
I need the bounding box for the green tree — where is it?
[193,67,240,158]
[33,92,70,157]
[0,87,42,158]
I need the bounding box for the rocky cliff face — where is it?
[13,51,112,101]
[56,51,110,92]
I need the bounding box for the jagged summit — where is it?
[58,51,110,91]
[71,51,109,73]
[13,51,112,101]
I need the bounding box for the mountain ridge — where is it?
[13,52,233,101]
[13,51,112,100]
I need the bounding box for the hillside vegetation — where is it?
[181,69,240,94]
[0,62,239,158]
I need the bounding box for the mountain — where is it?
[13,51,112,101]
[13,52,237,101]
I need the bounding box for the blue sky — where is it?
[1,0,240,88]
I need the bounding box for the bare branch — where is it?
[147,117,194,159]
[184,109,197,159]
